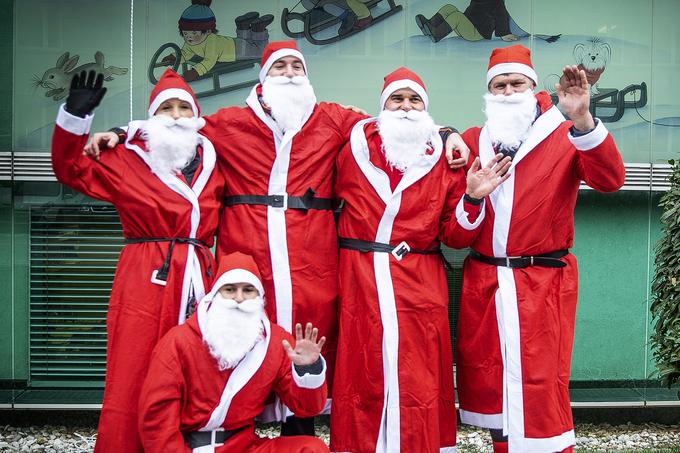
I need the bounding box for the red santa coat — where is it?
[138,302,329,453]
[455,92,625,453]
[330,118,484,453]
[51,106,225,453]
[200,86,364,411]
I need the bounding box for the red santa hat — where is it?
[147,68,200,118]
[486,44,538,88]
[258,40,307,83]
[380,66,429,111]
[205,252,265,301]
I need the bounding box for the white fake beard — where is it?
[261,76,317,132]
[142,115,203,177]
[377,109,438,172]
[483,90,538,150]
[202,294,265,371]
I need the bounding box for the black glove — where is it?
[65,70,107,118]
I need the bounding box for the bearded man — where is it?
[329,67,511,453]
[455,45,625,453]
[51,69,225,453]
[85,40,470,436]
[138,252,329,453]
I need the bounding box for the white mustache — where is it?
[484,90,535,105]
[210,295,264,313]
[151,115,203,130]
[265,75,310,86]
[382,108,428,121]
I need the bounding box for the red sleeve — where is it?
[463,201,482,223]
[272,331,328,418]
[439,167,485,249]
[199,110,223,143]
[51,106,124,203]
[570,122,625,192]
[461,127,481,173]
[138,338,191,453]
[322,102,369,142]
[199,108,241,163]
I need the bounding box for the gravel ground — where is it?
[0,421,678,452]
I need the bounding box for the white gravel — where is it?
[0,421,678,452]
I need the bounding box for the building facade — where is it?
[1,0,678,407]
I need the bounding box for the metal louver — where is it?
[29,205,122,383]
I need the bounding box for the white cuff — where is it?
[568,118,608,150]
[455,196,485,231]
[56,104,94,136]
[458,409,504,429]
[291,356,326,389]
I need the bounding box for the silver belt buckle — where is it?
[271,193,288,210]
[391,241,410,261]
[505,256,520,267]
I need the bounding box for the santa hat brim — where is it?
[204,268,265,303]
[148,88,199,117]
[380,79,429,110]
[486,62,538,88]
[259,48,307,83]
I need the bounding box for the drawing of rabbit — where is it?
[34,51,128,101]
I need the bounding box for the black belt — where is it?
[339,237,440,261]
[224,188,333,211]
[124,236,213,284]
[183,426,249,448]
[469,249,569,268]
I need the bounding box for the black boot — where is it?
[415,13,452,43]
[415,14,433,40]
[235,11,259,30]
[250,14,274,32]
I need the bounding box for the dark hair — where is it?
[179,28,218,36]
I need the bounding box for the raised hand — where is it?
[465,153,512,199]
[555,65,595,132]
[445,132,470,169]
[83,132,119,160]
[65,70,107,118]
[282,322,326,366]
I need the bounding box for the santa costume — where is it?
[138,252,329,453]
[199,41,366,418]
[455,45,625,453]
[51,68,225,453]
[330,67,483,453]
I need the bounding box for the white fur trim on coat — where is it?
[568,119,608,150]
[56,104,94,136]
[291,356,327,389]
[455,196,486,231]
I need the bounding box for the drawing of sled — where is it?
[551,82,647,123]
[281,0,403,45]
[148,43,258,98]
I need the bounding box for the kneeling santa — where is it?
[138,252,330,453]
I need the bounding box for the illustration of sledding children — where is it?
[301,0,374,35]
[163,0,274,81]
[416,0,559,44]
